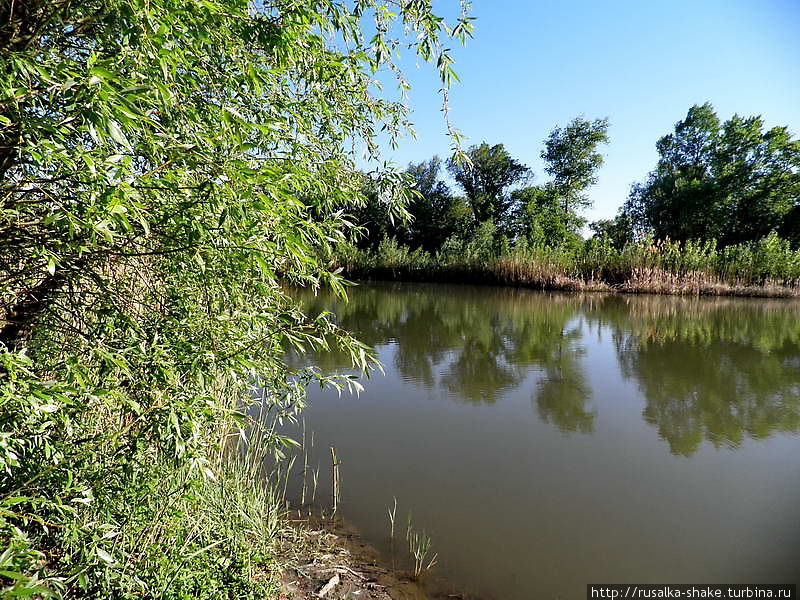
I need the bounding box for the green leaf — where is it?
[107,120,129,148]
[96,548,115,565]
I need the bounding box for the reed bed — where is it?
[336,233,800,298]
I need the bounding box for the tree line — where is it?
[348,103,800,256]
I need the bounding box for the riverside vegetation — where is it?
[338,105,800,296]
[337,232,800,296]
[0,1,472,598]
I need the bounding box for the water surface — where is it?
[286,282,800,598]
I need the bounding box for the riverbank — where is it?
[334,235,800,299]
[276,515,477,600]
[339,258,800,298]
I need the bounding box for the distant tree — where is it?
[590,213,634,250]
[511,117,610,247]
[779,204,800,248]
[346,159,471,252]
[625,103,800,245]
[447,143,529,231]
[512,186,583,248]
[403,158,469,251]
[541,117,610,213]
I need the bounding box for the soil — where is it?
[276,516,480,600]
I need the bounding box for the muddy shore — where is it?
[276,516,481,600]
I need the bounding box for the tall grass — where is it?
[1,363,307,600]
[337,232,800,297]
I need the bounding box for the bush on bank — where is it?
[0,1,468,597]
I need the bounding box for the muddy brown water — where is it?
[282,282,800,599]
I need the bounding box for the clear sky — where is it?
[378,0,800,225]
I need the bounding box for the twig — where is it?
[317,574,339,598]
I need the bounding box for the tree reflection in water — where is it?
[290,283,800,455]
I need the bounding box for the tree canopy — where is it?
[513,117,609,247]
[349,118,610,253]
[447,142,530,227]
[625,103,800,246]
[541,117,610,212]
[589,213,634,250]
[402,158,471,251]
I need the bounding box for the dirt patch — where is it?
[275,516,478,600]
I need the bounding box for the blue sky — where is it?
[378,0,800,225]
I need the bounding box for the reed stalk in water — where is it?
[330,447,341,516]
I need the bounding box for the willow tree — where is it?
[0,1,471,597]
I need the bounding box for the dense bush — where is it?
[0,0,467,597]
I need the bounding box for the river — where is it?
[284,281,800,599]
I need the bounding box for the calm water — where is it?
[285,282,800,598]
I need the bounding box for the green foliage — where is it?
[375,237,434,272]
[347,117,609,258]
[401,158,471,252]
[347,160,472,253]
[507,117,610,247]
[717,231,800,284]
[0,0,470,597]
[625,103,800,245]
[541,117,610,212]
[341,173,409,251]
[589,213,634,250]
[340,102,798,295]
[447,142,530,230]
[512,186,584,248]
[338,231,800,294]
